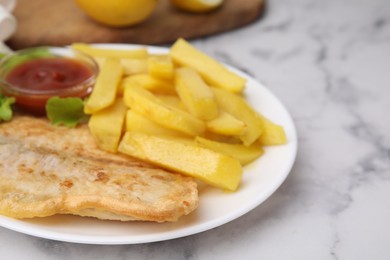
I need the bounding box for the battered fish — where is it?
[0,116,199,222]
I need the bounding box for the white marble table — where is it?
[1,0,390,259]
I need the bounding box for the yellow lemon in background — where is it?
[74,0,159,27]
[170,0,224,13]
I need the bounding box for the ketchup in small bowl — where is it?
[0,47,98,114]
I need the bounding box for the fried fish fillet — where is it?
[0,116,199,222]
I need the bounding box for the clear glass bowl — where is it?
[0,46,98,114]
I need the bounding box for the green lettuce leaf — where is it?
[0,94,15,122]
[45,96,88,128]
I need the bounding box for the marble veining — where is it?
[1,0,390,259]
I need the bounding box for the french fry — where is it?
[206,111,246,136]
[88,99,127,153]
[121,58,148,75]
[195,137,264,165]
[84,58,123,114]
[175,67,219,120]
[72,43,148,59]
[119,74,175,95]
[170,38,246,93]
[148,55,174,80]
[93,58,147,76]
[126,110,187,138]
[212,88,263,146]
[123,84,205,136]
[257,114,287,146]
[119,132,243,191]
[156,94,186,111]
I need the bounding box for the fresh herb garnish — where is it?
[45,96,88,128]
[0,94,15,122]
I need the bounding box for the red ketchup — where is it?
[5,57,95,114]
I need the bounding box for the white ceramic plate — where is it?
[0,44,298,244]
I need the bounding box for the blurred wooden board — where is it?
[7,0,265,50]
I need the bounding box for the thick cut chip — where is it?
[195,137,264,165]
[119,132,242,191]
[206,111,246,136]
[94,58,148,77]
[156,94,186,111]
[120,58,148,75]
[175,67,219,120]
[257,114,287,145]
[72,43,148,59]
[84,58,123,114]
[120,74,175,95]
[126,110,187,138]
[213,88,263,146]
[124,84,205,136]
[88,99,127,152]
[148,55,174,80]
[170,38,246,93]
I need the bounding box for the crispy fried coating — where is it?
[0,116,198,222]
